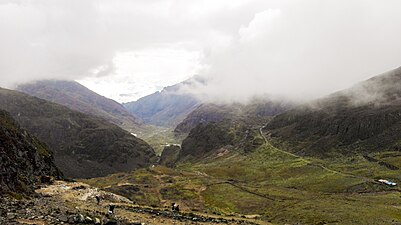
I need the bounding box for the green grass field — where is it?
[84,134,401,224]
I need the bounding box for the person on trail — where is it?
[171,203,179,212]
[95,195,101,205]
[108,204,115,214]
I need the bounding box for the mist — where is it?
[1,0,401,103]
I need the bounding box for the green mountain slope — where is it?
[174,99,293,135]
[0,109,61,194]
[0,88,157,178]
[264,66,401,157]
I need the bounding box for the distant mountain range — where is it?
[0,88,157,178]
[17,80,143,130]
[0,109,61,194]
[264,66,401,157]
[123,77,203,127]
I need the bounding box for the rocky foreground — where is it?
[0,181,266,225]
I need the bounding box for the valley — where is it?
[2,68,401,224]
[83,122,401,224]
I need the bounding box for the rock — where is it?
[94,217,101,224]
[85,216,93,223]
[73,214,85,223]
[59,215,68,222]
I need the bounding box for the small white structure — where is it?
[378,179,397,186]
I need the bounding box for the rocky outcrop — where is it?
[159,145,181,167]
[174,104,232,135]
[0,109,61,194]
[179,123,235,161]
[0,88,157,178]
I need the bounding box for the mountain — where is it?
[123,77,203,127]
[174,98,293,135]
[17,80,142,130]
[0,109,61,195]
[0,87,157,178]
[264,66,401,157]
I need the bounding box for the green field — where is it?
[84,129,401,225]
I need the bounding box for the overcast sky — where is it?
[1,0,401,103]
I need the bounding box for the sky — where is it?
[1,0,401,103]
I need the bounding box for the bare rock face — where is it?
[0,109,61,195]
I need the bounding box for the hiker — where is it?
[95,195,101,205]
[108,204,115,214]
[171,202,179,212]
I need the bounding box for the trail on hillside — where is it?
[258,123,390,185]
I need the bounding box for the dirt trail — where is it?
[1,179,269,224]
[258,124,374,182]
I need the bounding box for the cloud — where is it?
[183,0,401,103]
[1,0,401,104]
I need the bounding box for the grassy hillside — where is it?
[84,123,401,224]
[264,67,401,157]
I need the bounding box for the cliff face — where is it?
[265,67,401,156]
[0,109,61,194]
[0,88,157,179]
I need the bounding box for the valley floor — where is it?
[82,125,401,225]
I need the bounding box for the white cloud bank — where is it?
[1,0,401,103]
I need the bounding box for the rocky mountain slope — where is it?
[123,77,203,127]
[0,109,61,194]
[0,87,157,178]
[17,80,142,130]
[264,66,401,157]
[174,99,293,135]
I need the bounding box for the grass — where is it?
[83,141,401,225]
[133,125,184,155]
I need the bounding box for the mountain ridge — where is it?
[0,87,157,178]
[17,80,143,130]
[123,77,203,127]
[264,66,401,157]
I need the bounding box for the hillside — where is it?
[0,87,157,178]
[17,80,142,130]
[174,99,293,135]
[123,77,203,127]
[264,66,401,157]
[0,109,61,195]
